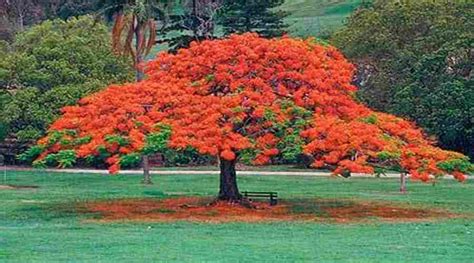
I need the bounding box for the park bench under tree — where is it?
[243,191,278,206]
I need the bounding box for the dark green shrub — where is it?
[332,1,474,158]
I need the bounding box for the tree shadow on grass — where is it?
[74,197,461,223]
[287,199,354,218]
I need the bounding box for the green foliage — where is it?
[55,150,78,168]
[97,0,168,22]
[142,124,172,155]
[120,153,142,168]
[32,159,47,168]
[141,124,212,166]
[0,16,133,142]
[73,135,92,146]
[160,1,217,51]
[105,135,129,147]
[159,0,291,50]
[17,145,46,163]
[332,1,474,158]
[1,16,132,90]
[162,147,214,167]
[52,0,100,20]
[0,90,8,141]
[28,149,77,168]
[0,122,7,142]
[220,0,288,38]
[275,101,312,164]
[278,131,304,163]
[437,158,473,174]
[239,148,257,165]
[360,114,378,125]
[376,151,400,161]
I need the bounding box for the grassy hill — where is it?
[280,0,366,37]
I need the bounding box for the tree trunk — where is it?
[134,18,144,81]
[18,13,24,31]
[134,18,149,184]
[142,155,152,185]
[218,158,242,201]
[400,172,407,193]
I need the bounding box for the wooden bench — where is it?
[242,191,278,206]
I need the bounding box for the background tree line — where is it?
[0,0,472,165]
[332,0,473,159]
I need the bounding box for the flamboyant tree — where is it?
[26,34,471,201]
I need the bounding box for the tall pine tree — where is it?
[220,0,287,38]
[160,0,222,51]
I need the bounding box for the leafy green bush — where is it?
[332,1,474,158]
[0,15,133,143]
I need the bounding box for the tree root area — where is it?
[80,197,460,223]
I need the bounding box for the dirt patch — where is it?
[81,197,458,223]
[0,184,39,190]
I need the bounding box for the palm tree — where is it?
[98,0,170,80]
[97,0,171,184]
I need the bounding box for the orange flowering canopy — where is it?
[29,33,471,181]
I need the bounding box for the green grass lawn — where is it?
[1,170,473,262]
